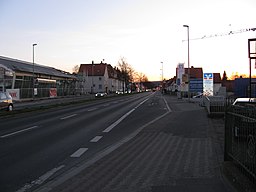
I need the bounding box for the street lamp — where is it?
[161,61,164,93]
[161,61,163,82]
[91,60,94,94]
[183,25,190,99]
[32,43,37,100]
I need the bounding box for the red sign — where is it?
[49,88,57,98]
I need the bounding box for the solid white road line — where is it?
[17,165,65,192]
[103,97,150,133]
[70,148,88,158]
[90,136,103,142]
[0,126,38,138]
[103,108,135,133]
[60,114,77,120]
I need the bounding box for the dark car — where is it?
[0,91,14,111]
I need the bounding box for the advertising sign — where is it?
[49,88,57,98]
[190,79,203,93]
[6,89,20,100]
[177,63,184,85]
[203,73,213,96]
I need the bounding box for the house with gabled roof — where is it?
[78,62,123,94]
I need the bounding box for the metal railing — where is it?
[225,105,256,185]
[203,96,225,116]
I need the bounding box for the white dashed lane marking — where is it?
[70,148,88,158]
[87,108,98,112]
[60,114,77,120]
[90,136,103,142]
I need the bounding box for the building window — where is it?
[99,84,102,90]
[99,77,102,81]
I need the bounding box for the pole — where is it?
[161,62,164,93]
[183,25,190,100]
[249,58,251,98]
[32,43,37,100]
[91,60,94,94]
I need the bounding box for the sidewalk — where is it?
[35,95,234,192]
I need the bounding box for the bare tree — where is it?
[136,72,148,82]
[117,57,134,92]
[72,64,80,74]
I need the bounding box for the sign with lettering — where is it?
[203,73,213,96]
[6,89,20,100]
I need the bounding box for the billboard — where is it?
[203,73,213,96]
[190,79,203,93]
[177,63,184,85]
[6,89,20,100]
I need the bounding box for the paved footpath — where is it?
[36,95,235,192]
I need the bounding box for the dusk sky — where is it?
[0,0,255,80]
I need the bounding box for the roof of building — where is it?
[184,67,203,79]
[179,66,222,83]
[79,63,108,76]
[213,73,222,83]
[0,56,76,79]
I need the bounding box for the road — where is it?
[0,92,168,192]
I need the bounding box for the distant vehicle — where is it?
[95,92,107,97]
[232,98,256,106]
[0,91,14,111]
[116,90,124,95]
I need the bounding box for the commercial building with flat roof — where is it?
[0,56,77,100]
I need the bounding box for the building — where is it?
[175,64,224,96]
[78,62,124,94]
[234,77,256,97]
[176,65,203,94]
[0,56,76,100]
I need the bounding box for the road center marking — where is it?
[60,114,77,120]
[0,126,38,138]
[90,136,103,142]
[70,148,88,158]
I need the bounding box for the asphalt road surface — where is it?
[0,92,168,192]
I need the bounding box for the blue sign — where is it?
[190,79,203,93]
[204,73,213,79]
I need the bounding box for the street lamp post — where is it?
[183,25,190,99]
[91,60,94,94]
[161,61,164,93]
[32,43,37,100]
[161,62,163,81]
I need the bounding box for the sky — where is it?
[0,0,256,81]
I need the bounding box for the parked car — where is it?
[0,91,14,111]
[116,90,124,95]
[232,98,256,140]
[95,92,107,97]
[232,98,256,106]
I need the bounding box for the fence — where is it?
[203,96,225,117]
[225,105,256,186]
[18,88,78,100]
